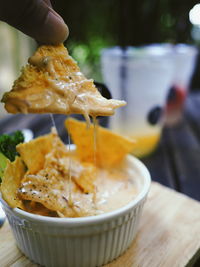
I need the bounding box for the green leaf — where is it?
[0,131,24,162]
[0,152,8,183]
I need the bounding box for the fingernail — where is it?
[48,6,63,20]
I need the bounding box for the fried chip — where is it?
[17,131,69,215]
[1,157,25,209]
[19,172,69,215]
[65,118,135,167]
[1,44,126,118]
[23,201,58,217]
[18,158,96,217]
[17,131,96,217]
[16,133,54,174]
[73,163,96,193]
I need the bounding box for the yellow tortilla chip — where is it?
[73,163,96,193]
[1,44,126,118]
[1,157,25,209]
[16,133,54,174]
[23,201,58,217]
[65,118,135,167]
[18,172,69,215]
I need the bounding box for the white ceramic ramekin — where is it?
[0,155,151,267]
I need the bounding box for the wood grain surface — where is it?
[0,182,200,267]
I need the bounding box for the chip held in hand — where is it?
[1,44,126,121]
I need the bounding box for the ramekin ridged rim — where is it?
[0,155,151,226]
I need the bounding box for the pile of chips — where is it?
[0,118,135,217]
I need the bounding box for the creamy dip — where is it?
[61,159,139,217]
[83,164,138,215]
[17,131,139,218]
[19,159,139,217]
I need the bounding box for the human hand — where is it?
[0,0,69,45]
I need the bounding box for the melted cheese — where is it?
[1,44,126,119]
[18,155,138,217]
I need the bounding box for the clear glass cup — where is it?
[101,45,175,158]
[165,44,198,126]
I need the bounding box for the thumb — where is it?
[0,0,69,45]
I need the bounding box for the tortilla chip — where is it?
[23,201,58,217]
[65,118,135,167]
[1,44,126,117]
[1,157,25,209]
[73,163,96,193]
[18,172,68,214]
[16,133,54,174]
[18,171,86,218]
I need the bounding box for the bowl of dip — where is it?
[0,154,150,267]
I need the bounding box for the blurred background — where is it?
[1,0,200,115]
[54,0,200,84]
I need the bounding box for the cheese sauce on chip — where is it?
[1,44,126,123]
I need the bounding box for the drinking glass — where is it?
[101,45,175,157]
[165,44,198,125]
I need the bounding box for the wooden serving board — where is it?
[0,182,200,267]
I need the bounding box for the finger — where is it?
[43,0,52,8]
[0,0,69,45]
